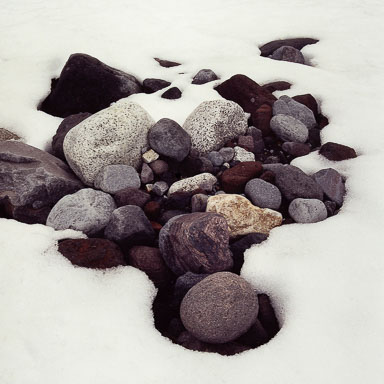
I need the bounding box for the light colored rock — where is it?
[94,164,140,193]
[168,173,217,196]
[183,100,248,155]
[63,100,155,185]
[288,198,327,223]
[206,194,282,237]
[270,114,308,143]
[142,149,159,164]
[233,146,255,162]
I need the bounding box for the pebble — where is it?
[281,142,311,157]
[140,163,154,184]
[312,168,345,205]
[288,198,327,223]
[233,146,256,162]
[113,187,150,208]
[161,87,182,99]
[94,164,140,193]
[168,173,217,196]
[244,178,282,210]
[319,142,357,161]
[192,69,218,85]
[143,78,171,93]
[142,149,159,164]
[149,159,169,175]
[191,193,209,212]
[152,181,169,196]
[207,151,224,167]
[270,114,309,143]
[218,147,235,162]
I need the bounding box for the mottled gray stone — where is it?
[140,163,154,184]
[152,181,169,196]
[288,198,327,223]
[207,151,224,167]
[273,95,317,129]
[180,272,258,343]
[46,188,116,235]
[244,178,282,210]
[168,173,217,196]
[312,168,345,205]
[191,193,209,212]
[233,146,255,162]
[94,165,140,193]
[113,187,150,208]
[148,118,191,161]
[270,114,308,143]
[63,100,155,185]
[183,100,248,155]
[219,147,235,162]
[104,205,155,247]
[192,69,218,85]
[0,128,21,142]
[269,46,305,64]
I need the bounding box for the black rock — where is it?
[143,78,171,93]
[161,87,182,99]
[192,69,218,85]
[319,142,357,161]
[259,38,319,57]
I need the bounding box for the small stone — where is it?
[94,164,140,193]
[0,128,20,141]
[281,142,311,157]
[191,69,218,85]
[163,192,193,210]
[113,187,150,208]
[257,293,280,338]
[270,114,309,143]
[154,58,181,68]
[148,118,191,161]
[207,151,224,167]
[58,238,125,269]
[104,205,155,248]
[174,272,209,305]
[244,178,282,210]
[161,87,182,99]
[180,272,258,343]
[46,188,116,235]
[149,159,169,175]
[142,149,159,164]
[259,170,275,184]
[143,78,171,93]
[191,193,209,212]
[159,212,233,275]
[319,142,357,161]
[238,136,255,153]
[261,81,292,93]
[145,184,154,193]
[292,94,319,117]
[218,147,235,162]
[143,201,162,220]
[233,146,255,162]
[317,114,329,129]
[259,37,319,57]
[308,128,321,148]
[152,181,169,196]
[324,201,337,216]
[251,104,273,137]
[206,194,282,237]
[168,173,217,196]
[312,168,345,205]
[288,198,327,223]
[140,163,154,184]
[269,46,305,64]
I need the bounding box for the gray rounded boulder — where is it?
[94,164,140,193]
[288,198,327,223]
[270,114,309,143]
[180,272,258,343]
[245,178,282,210]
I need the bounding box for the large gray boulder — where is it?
[0,141,83,224]
[63,100,155,185]
[94,165,140,194]
[270,114,309,143]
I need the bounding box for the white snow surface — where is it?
[1,0,384,383]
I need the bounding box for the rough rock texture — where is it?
[158,212,233,276]
[58,238,125,268]
[269,46,305,64]
[319,142,357,161]
[161,87,182,99]
[127,246,173,288]
[63,100,155,185]
[281,142,311,157]
[251,104,273,136]
[288,198,327,223]
[312,168,345,205]
[259,38,319,57]
[206,194,282,237]
[104,205,155,248]
[113,187,150,208]
[46,188,116,235]
[180,272,258,343]
[148,118,191,161]
[39,53,142,117]
[192,69,218,85]
[263,164,323,201]
[221,161,263,193]
[174,272,209,304]
[94,165,140,193]
[273,95,317,128]
[140,163,154,184]
[0,128,20,141]
[244,178,282,210]
[292,94,319,117]
[143,78,171,93]
[168,173,217,196]
[233,146,256,162]
[51,112,91,161]
[183,100,248,155]
[154,58,181,68]
[0,141,83,224]
[270,114,309,143]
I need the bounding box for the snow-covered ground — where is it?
[1,0,384,383]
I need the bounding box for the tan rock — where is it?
[0,128,20,141]
[206,194,282,237]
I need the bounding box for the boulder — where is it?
[191,69,218,85]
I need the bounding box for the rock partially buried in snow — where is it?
[63,100,155,185]
[168,173,217,196]
[270,114,309,143]
[288,198,327,223]
[94,165,140,193]
[259,37,319,57]
[319,142,357,161]
[180,272,258,343]
[312,168,345,205]
[206,194,282,237]
[245,178,282,210]
[183,100,248,155]
[192,69,218,85]
[269,46,305,64]
[0,128,21,141]
[46,188,116,235]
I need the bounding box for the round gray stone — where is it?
[180,272,258,343]
[288,198,327,223]
[244,178,282,210]
[46,188,116,235]
[94,164,140,193]
[218,147,235,162]
[207,151,224,167]
[270,114,309,143]
[152,181,169,196]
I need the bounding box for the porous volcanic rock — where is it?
[288,198,327,223]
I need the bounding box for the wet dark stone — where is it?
[259,38,319,57]
[143,78,171,93]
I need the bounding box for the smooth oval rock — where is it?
[94,164,140,193]
[63,100,155,185]
[270,114,309,143]
[46,188,116,235]
[168,173,217,196]
[158,212,233,276]
[244,178,282,210]
[281,142,311,157]
[180,272,258,343]
[288,198,327,223]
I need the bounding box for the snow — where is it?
[1,0,384,383]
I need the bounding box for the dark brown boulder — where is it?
[259,38,319,57]
[319,142,357,161]
[251,104,273,136]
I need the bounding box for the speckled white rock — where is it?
[142,149,159,164]
[206,194,282,237]
[94,164,140,193]
[183,100,248,155]
[270,114,309,143]
[288,198,327,223]
[168,173,217,196]
[63,100,155,185]
[233,146,256,162]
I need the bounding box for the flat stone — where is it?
[94,165,140,193]
[143,78,171,93]
[221,161,263,193]
[183,100,248,155]
[259,37,319,57]
[63,100,155,185]
[288,198,327,223]
[0,128,21,141]
[312,168,345,205]
[244,178,282,210]
[192,69,218,85]
[180,272,258,343]
[154,58,181,68]
[46,188,116,235]
[206,194,282,237]
[269,46,305,64]
[319,142,357,161]
[168,173,217,196]
[113,187,150,208]
[159,212,233,276]
[233,146,256,162]
[261,81,292,93]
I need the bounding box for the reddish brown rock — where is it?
[58,238,125,269]
[150,221,163,232]
[292,94,319,117]
[113,187,151,208]
[220,161,263,193]
[251,104,273,136]
[127,246,173,288]
[237,135,255,153]
[144,200,162,220]
[319,142,357,161]
[262,81,292,93]
[259,170,276,184]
